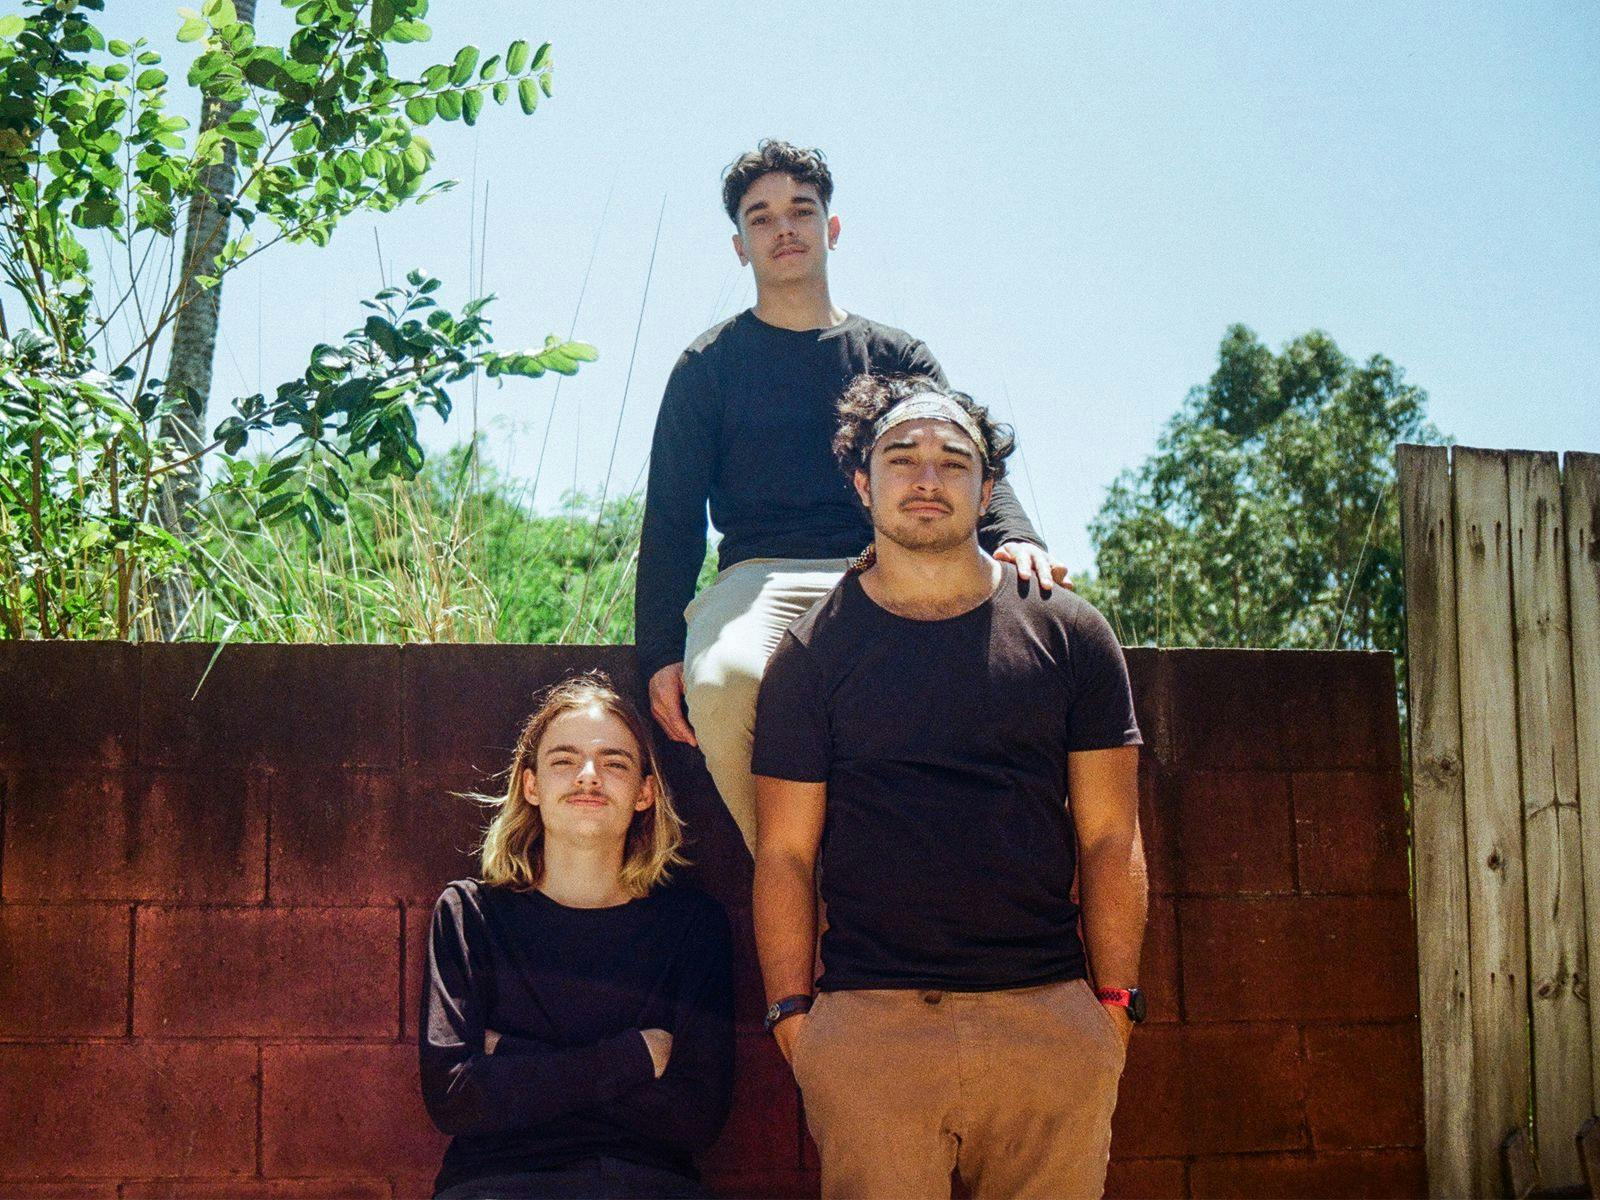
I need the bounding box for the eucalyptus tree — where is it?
[1084,324,1446,654]
[0,0,587,638]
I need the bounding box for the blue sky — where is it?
[95,1,1600,571]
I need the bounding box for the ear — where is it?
[732,232,749,266]
[634,773,656,813]
[826,213,841,250]
[980,476,994,515]
[853,466,871,508]
[521,767,538,806]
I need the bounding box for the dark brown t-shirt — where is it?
[752,563,1142,992]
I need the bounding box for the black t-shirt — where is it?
[634,309,1043,680]
[751,564,1142,992]
[420,880,734,1193]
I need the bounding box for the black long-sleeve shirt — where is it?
[634,309,1045,681]
[419,879,735,1194]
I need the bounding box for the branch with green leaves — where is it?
[206,269,595,542]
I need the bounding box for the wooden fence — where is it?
[1399,445,1599,1197]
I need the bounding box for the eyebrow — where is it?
[881,437,976,458]
[541,743,638,763]
[740,195,819,219]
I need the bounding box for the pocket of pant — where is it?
[789,994,826,1085]
[1081,980,1129,1061]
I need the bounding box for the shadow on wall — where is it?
[0,642,1423,1199]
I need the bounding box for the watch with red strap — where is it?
[1096,986,1147,1023]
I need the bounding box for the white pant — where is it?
[681,557,851,851]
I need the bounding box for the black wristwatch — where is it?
[1096,986,1147,1024]
[763,993,814,1033]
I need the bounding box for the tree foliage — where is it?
[0,0,589,639]
[1084,324,1446,652]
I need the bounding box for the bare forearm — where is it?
[1079,833,1148,989]
[753,849,817,1003]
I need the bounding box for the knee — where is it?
[684,659,762,741]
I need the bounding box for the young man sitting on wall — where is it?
[635,139,1067,852]
[752,375,1147,1199]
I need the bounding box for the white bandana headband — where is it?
[869,393,990,464]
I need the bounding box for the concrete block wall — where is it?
[0,643,1424,1198]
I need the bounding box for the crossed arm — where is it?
[419,896,734,1146]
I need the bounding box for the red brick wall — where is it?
[0,643,1424,1199]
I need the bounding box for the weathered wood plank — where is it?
[1502,1127,1541,1200]
[1577,1116,1600,1200]
[1398,442,1477,1200]
[1562,451,1600,1114]
[1453,446,1532,1197]
[1508,450,1591,1187]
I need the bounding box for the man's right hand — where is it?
[648,662,698,746]
[641,1028,674,1078]
[771,1013,808,1067]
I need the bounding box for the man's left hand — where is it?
[1102,1003,1133,1049]
[995,541,1073,592]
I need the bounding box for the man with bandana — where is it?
[750,375,1147,1200]
[636,140,1066,852]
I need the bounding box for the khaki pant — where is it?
[792,980,1127,1200]
[682,557,851,850]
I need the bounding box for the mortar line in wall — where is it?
[0,772,9,897]
[256,1041,265,1177]
[397,901,407,1038]
[1164,767,1190,1025]
[1287,774,1304,893]
[262,771,272,907]
[125,904,136,1037]
[1296,1024,1313,1152]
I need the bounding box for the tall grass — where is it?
[183,441,706,645]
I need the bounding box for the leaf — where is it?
[436,89,461,120]
[505,39,529,74]
[478,53,500,80]
[530,42,550,70]
[390,19,431,42]
[539,71,552,98]
[371,0,395,36]
[449,45,478,85]
[136,68,168,90]
[517,76,538,115]
[107,38,131,56]
[364,314,401,358]
[308,484,344,522]
[256,491,300,520]
[461,88,482,125]
[176,8,206,40]
[404,94,435,123]
[0,14,25,39]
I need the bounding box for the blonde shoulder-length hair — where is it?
[477,671,687,897]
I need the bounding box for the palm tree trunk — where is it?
[152,0,258,637]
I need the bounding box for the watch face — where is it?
[1128,988,1147,1023]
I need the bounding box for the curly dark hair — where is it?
[833,374,1014,483]
[721,140,834,225]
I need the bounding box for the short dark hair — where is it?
[721,140,834,225]
[833,374,1015,483]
